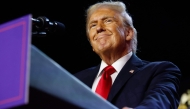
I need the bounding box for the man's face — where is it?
[87,8,128,55]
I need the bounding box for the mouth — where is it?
[95,34,110,40]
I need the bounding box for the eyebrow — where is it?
[89,16,115,25]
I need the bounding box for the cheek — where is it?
[114,27,126,41]
[88,30,96,40]
[118,27,125,36]
[88,37,95,47]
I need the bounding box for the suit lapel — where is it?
[82,65,100,88]
[107,54,143,101]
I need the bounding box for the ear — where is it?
[125,27,134,41]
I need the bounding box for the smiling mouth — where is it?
[95,34,110,40]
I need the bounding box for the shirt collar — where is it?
[97,51,133,77]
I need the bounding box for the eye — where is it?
[89,23,97,29]
[104,18,113,23]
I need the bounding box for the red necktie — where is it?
[95,65,116,99]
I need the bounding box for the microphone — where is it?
[32,16,65,35]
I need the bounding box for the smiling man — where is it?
[88,7,132,65]
[74,1,181,109]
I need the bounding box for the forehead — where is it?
[89,8,119,22]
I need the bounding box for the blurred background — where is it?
[0,0,189,108]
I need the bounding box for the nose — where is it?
[96,22,105,33]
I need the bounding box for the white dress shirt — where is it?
[92,52,132,92]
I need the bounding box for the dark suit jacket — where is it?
[74,54,181,109]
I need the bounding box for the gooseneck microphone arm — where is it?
[32,16,65,36]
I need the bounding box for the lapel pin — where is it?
[129,70,134,73]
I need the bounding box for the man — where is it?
[74,1,181,109]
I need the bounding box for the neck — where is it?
[99,49,131,65]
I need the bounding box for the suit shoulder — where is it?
[141,60,181,71]
[78,66,97,73]
[74,66,97,76]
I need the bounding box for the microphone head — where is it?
[47,21,65,34]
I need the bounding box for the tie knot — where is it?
[103,65,116,78]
